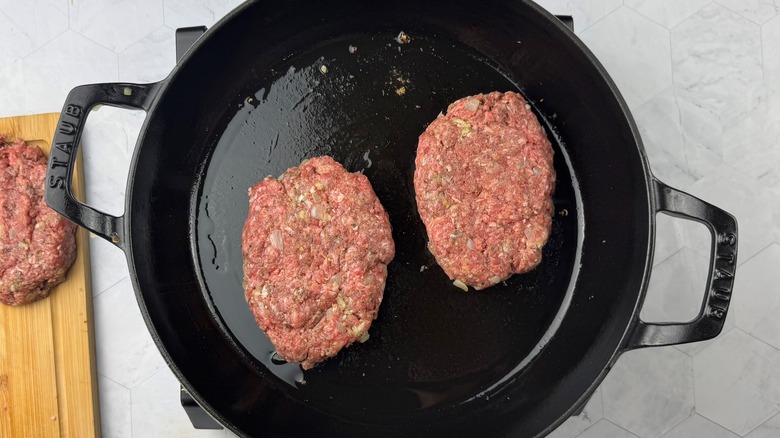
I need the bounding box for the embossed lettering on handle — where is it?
[627,178,738,349]
[45,82,162,249]
[47,106,80,189]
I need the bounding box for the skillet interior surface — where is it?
[195,29,582,416]
[126,0,653,436]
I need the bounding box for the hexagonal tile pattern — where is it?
[772,183,780,244]
[602,347,694,438]
[580,7,672,110]
[633,87,695,191]
[716,0,780,24]
[578,420,639,438]
[94,277,166,389]
[89,238,130,298]
[674,96,725,176]
[98,375,132,438]
[131,369,227,438]
[693,329,780,435]
[733,244,780,348]
[119,26,176,83]
[0,59,25,118]
[81,107,140,217]
[631,85,723,192]
[745,411,780,438]
[764,15,780,91]
[549,388,604,438]
[671,4,762,119]
[81,107,144,296]
[720,87,780,182]
[652,214,710,271]
[163,0,245,29]
[684,164,776,263]
[531,0,622,33]
[22,30,118,114]
[624,0,711,29]
[762,169,780,188]
[69,0,164,53]
[641,248,708,323]
[0,0,68,59]
[673,307,735,357]
[660,414,739,438]
[0,10,36,60]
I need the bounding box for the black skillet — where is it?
[45,0,738,436]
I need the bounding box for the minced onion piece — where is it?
[453,279,468,291]
[465,99,480,111]
[466,239,475,250]
[451,117,471,136]
[269,230,284,251]
[357,331,370,343]
[489,276,502,284]
[311,205,330,221]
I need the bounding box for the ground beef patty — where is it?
[242,156,395,369]
[0,138,77,306]
[414,91,555,290]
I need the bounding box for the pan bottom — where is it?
[194,29,582,418]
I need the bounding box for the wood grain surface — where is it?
[0,113,99,438]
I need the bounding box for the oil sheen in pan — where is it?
[195,30,583,415]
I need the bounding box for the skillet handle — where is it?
[45,82,161,249]
[626,178,738,349]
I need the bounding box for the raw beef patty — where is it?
[414,91,555,290]
[242,156,395,369]
[0,138,77,306]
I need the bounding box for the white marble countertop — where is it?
[2,1,779,437]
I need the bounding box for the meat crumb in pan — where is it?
[242,156,395,369]
[0,137,77,306]
[414,91,556,290]
[396,31,411,44]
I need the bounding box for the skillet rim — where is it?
[122,0,657,436]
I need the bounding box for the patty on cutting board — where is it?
[0,137,77,306]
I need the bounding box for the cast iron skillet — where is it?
[45,0,738,436]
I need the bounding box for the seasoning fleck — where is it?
[396,31,411,44]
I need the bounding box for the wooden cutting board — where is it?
[0,113,99,438]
